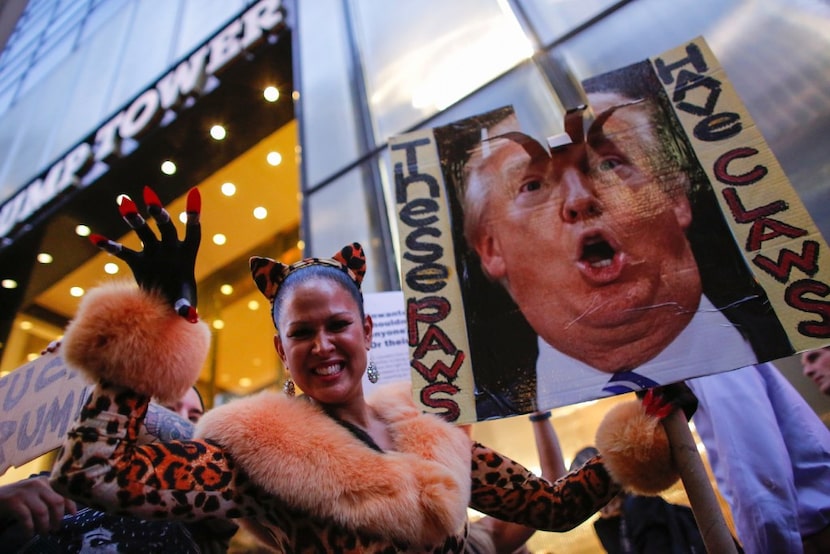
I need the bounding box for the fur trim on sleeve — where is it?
[595,400,679,495]
[196,385,471,547]
[62,281,211,404]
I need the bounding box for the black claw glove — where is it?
[637,381,698,421]
[89,186,202,322]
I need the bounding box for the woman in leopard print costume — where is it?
[51,187,685,552]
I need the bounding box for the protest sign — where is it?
[389,36,830,423]
[0,352,90,474]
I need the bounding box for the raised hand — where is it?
[89,186,201,322]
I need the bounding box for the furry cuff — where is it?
[595,400,679,495]
[62,282,210,404]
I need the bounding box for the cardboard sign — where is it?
[0,352,90,474]
[389,37,830,423]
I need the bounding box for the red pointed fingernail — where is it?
[186,306,199,323]
[143,186,162,208]
[186,188,201,214]
[118,195,137,218]
[89,233,108,247]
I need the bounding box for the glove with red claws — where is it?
[595,381,698,496]
[89,186,201,322]
[62,186,209,404]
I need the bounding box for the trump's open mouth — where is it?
[577,232,624,283]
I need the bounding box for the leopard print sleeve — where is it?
[50,382,253,523]
[469,441,620,531]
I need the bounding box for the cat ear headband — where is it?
[249,242,366,324]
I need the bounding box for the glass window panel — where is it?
[174,0,250,61]
[79,0,129,43]
[350,0,533,144]
[103,1,178,115]
[17,35,75,115]
[295,0,362,187]
[306,163,384,293]
[518,0,620,44]
[556,0,830,238]
[43,1,86,39]
[51,6,133,160]
[0,51,83,199]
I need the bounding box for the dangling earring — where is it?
[367,360,379,384]
[283,378,295,397]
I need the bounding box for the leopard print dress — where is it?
[51,383,618,553]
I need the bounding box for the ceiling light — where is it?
[104,262,119,274]
[297,240,305,251]
[37,253,53,264]
[221,182,236,196]
[212,233,227,245]
[220,284,233,295]
[266,151,282,166]
[20,320,33,330]
[70,286,84,297]
[238,377,252,388]
[247,300,260,311]
[1,279,18,289]
[212,319,225,330]
[263,86,279,102]
[75,224,90,237]
[26,353,38,362]
[210,125,226,140]
[253,206,267,220]
[179,211,187,223]
[161,160,177,175]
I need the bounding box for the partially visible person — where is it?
[688,363,830,554]
[0,381,235,553]
[467,410,568,554]
[801,346,830,395]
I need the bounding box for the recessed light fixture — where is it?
[179,211,187,223]
[26,353,38,361]
[213,233,227,245]
[161,160,177,175]
[1,279,18,289]
[104,262,119,274]
[220,284,233,295]
[210,125,226,140]
[297,240,305,251]
[70,286,84,297]
[238,377,252,388]
[212,319,225,330]
[75,224,91,237]
[248,300,260,310]
[221,182,236,196]
[264,86,279,102]
[266,151,282,166]
[253,206,267,220]
[20,320,33,330]
[37,253,53,264]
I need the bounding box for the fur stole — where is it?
[61,281,211,405]
[195,382,472,546]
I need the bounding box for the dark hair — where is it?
[272,264,365,330]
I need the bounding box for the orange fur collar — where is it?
[195,383,471,546]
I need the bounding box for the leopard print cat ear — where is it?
[249,242,366,306]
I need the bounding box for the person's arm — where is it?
[469,441,619,532]
[481,411,568,553]
[0,474,76,550]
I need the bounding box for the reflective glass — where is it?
[295,0,362,187]
[305,161,384,293]
[349,0,532,144]
[518,0,620,44]
[555,0,830,238]
[175,0,251,60]
[103,1,178,115]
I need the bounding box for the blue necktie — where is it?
[602,370,660,395]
